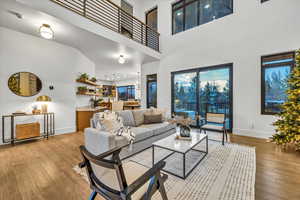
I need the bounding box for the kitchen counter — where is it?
[76,106,107,112]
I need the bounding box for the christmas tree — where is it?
[271,50,300,151]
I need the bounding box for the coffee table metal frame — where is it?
[152,134,208,179]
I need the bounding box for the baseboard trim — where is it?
[233,128,273,139]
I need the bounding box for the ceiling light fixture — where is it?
[39,24,54,40]
[204,4,210,9]
[118,55,126,64]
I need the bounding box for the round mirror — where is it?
[8,72,42,97]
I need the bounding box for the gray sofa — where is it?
[85,109,176,159]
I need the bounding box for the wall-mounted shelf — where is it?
[76,92,102,97]
[76,79,99,86]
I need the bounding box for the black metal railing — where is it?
[50,0,160,51]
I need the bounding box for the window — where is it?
[171,64,233,131]
[117,85,135,101]
[261,0,270,3]
[172,0,233,34]
[147,74,157,108]
[261,52,295,115]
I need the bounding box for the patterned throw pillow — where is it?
[95,111,135,143]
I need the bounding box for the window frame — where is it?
[171,0,233,35]
[146,74,157,108]
[261,51,295,115]
[117,85,135,101]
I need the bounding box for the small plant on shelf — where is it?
[77,86,88,93]
[77,73,89,81]
[90,77,97,83]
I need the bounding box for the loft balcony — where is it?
[50,0,160,52]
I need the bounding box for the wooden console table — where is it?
[2,113,55,145]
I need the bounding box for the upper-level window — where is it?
[261,52,295,115]
[172,0,233,34]
[261,0,270,3]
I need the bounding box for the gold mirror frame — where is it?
[8,72,42,97]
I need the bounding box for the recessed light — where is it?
[39,24,54,40]
[177,12,182,16]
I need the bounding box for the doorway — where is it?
[147,74,157,108]
[171,63,233,131]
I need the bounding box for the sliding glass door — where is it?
[172,71,198,126]
[171,64,233,131]
[199,67,231,130]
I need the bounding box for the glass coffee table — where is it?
[152,132,208,179]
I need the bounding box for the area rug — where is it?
[73,141,256,200]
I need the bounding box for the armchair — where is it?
[200,112,228,145]
[79,145,168,200]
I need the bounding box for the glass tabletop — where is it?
[153,131,207,154]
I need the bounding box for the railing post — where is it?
[141,23,144,45]
[118,8,121,33]
[157,33,159,51]
[83,0,87,16]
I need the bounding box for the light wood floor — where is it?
[1,132,300,200]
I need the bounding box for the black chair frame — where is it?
[79,145,168,200]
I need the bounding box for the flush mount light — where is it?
[39,24,54,39]
[118,55,126,64]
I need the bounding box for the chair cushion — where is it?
[140,122,176,136]
[132,109,148,126]
[117,110,135,127]
[92,161,151,200]
[130,127,154,142]
[201,124,224,131]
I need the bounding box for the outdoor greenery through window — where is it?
[172,0,233,34]
[117,85,135,101]
[261,52,295,115]
[172,64,232,130]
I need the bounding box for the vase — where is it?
[179,125,191,137]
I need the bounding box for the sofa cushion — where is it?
[140,122,176,136]
[117,110,135,127]
[132,109,148,126]
[144,113,163,124]
[130,127,154,142]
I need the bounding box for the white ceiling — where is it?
[0,0,158,81]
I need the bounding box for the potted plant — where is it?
[77,73,89,82]
[90,77,97,83]
[77,86,87,94]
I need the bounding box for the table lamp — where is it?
[36,95,52,113]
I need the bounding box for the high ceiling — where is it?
[0,0,158,81]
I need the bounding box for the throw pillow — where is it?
[95,111,135,144]
[116,110,136,127]
[132,109,147,126]
[144,113,163,124]
[152,108,167,121]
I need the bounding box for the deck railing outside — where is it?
[50,0,160,51]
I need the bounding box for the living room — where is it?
[0,0,300,199]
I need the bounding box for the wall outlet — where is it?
[249,122,255,129]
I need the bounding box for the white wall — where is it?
[0,27,95,144]
[140,0,300,138]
